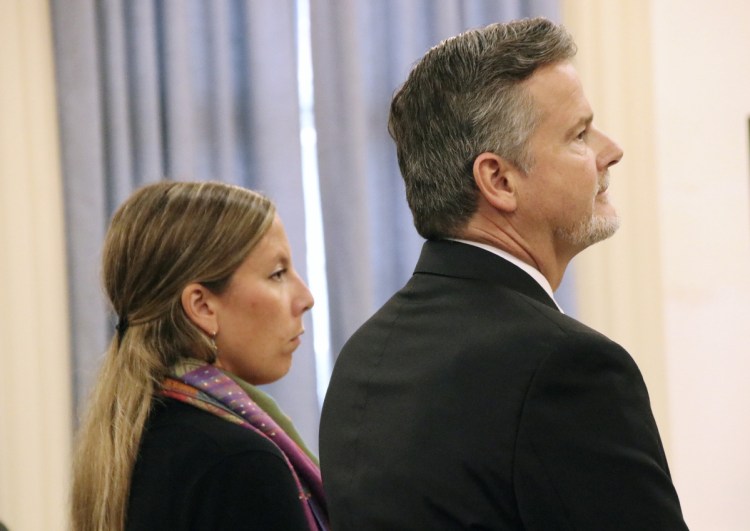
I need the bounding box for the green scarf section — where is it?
[171,358,319,465]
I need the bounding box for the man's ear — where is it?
[181,282,219,336]
[473,152,519,213]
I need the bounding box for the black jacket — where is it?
[320,240,688,530]
[127,398,308,530]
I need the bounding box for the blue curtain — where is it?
[51,0,562,452]
[51,0,320,446]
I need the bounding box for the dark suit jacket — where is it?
[320,240,688,530]
[127,398,308,530]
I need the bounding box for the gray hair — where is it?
[388,17,576,239]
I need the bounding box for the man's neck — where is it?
[457,219,573,291]
[448,238,562,311]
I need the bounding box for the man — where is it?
[319,18,688,530]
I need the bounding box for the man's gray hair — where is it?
[388,17,576,239]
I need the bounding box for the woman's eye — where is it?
[270,269,287,281]
[576,129,587,141]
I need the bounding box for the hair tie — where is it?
[115,316,129,341]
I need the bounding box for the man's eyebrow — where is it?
[567,114,594,137]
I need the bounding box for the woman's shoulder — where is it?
[143,397,284,461]
[128,398,308,529]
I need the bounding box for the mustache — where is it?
[598,173,611,193]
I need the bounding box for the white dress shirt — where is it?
[448,238,563,313]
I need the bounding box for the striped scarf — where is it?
[160,361,329,530]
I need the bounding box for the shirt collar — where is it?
[447,238,563,313]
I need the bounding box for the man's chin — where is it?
[557,214,620,249]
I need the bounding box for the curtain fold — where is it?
[52,0,319,448]
[51,0,111,412]
[310,0,563,361]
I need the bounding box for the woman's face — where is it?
[212,215,314,385]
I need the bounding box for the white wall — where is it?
[564,1,750,529]
[652,1,750,529]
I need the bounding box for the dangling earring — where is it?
[209,331,218,363]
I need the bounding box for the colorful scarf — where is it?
[160,361,329,530]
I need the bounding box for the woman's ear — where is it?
[473,152,520,213]
[181,282,219,335]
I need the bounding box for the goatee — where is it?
[556,213,620,248]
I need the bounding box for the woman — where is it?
[71,181,328,530]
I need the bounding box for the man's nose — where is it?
[596,130,624,171]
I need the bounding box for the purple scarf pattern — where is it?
[161,364,328,530]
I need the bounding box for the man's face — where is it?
[520,61,623,254]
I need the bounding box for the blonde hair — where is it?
[70,181,276,531]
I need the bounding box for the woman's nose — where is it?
[296,274,314,314]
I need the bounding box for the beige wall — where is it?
[561,0,670,439]
[0,1,72,530]
[564,1,750,529]
[652,1,750,529]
